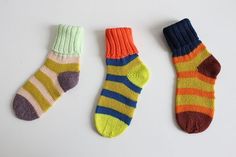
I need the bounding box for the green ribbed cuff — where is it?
[52,24,84,56]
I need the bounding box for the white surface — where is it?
[0,0,235,156]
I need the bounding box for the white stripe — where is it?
[48,52,80,64]
[29,76,55,104]
[40,65,64,94]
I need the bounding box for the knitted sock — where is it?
[95,28,150,137]
[13,24,84,120]
[163,19,221,133]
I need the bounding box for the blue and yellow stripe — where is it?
[95,54,149,137]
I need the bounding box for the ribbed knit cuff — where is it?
[163,18,201,57]
[106,27,138,59]
[52,24,84,56]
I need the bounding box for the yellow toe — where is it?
[95,114,128,138]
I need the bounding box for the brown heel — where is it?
[197,55,221,78]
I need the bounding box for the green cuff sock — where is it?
[52,24,84,56]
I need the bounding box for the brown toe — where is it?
[58,72,79,92]
[13,94,39,121]
[176,111,212,133]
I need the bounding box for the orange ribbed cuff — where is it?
[105,27,138,59]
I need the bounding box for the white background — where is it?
[0,0,235,156]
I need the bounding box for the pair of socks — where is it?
[13,18,221,138]
[94,19,220,137]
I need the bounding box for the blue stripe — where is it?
[106,74,142,93]
[101,89,137,108]
[106,54,138,66]
[96,106,131,125]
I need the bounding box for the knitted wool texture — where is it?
[95,27,150,137]
[13,24,84,120]
[163,19,221,133]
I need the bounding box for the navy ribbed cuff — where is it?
[163,18,201,57]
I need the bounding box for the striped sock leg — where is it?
[163,19,221,133]
[13,24,84,120]
[95,28,150,137]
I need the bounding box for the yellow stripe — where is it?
[35,70,61,100]
[23,81,51,111]
[98,96,135,118]
[177,77,214,92]
[103,80,139,101]
[45,58,80,74]
[107,57,142,75]
[176,95,214,108]
[175,49,211,71]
